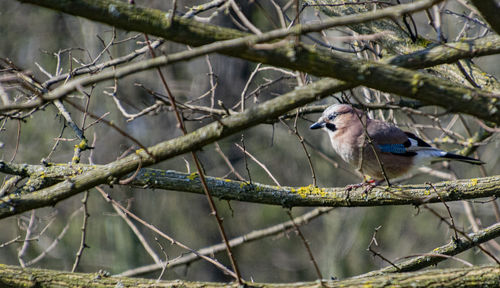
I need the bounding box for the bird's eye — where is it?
[328,113,337,120]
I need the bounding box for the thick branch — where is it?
[358,221,500,277]
[18,0,438,46]
[14,0,500,124]
[306,0,500,94]
[3,0,499,220]
[2,162,499,213]
[4,33,498,118]
[0,264,499,287]
[382,35,500,69]
[126,171,500,208]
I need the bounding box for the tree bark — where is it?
[0,264,499,287]
[2,162,500,211]
[0,265,500,288]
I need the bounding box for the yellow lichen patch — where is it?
[469,178,478,187]
[424,187,431,196]
[416,37,432,47]
[290,185,327,198]
[411,74,422,94]
[296,186,309,198]
[187,172,198,180]
[466,137,474,147]
[135,149,144,154]
[74,139,88,150]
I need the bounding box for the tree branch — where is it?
[13,0,500,124]
[382,35,500,69]
[306,0,500,94]
[126,171,500,208]
[2,162,499,215]
[0,264,498,287]
[357,221,500,277]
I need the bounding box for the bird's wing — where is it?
[364,119,483,165]
[366,120,437,156]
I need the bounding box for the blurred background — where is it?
[0,0,499,283]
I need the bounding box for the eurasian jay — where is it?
[309,104,483,183]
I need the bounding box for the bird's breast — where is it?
[328,131,358,164]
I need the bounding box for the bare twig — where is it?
[143,33,243,283]
[286,209,324,282]
[18,210,36,267]
[95,186,237,278]
[117,207,333,277]
[214,142,245,181]
[71,191,90,272]
[235,143,280,186]
[367,226,400,271]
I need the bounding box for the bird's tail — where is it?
[440,153,484,165]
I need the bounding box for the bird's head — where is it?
[309,104,361,132]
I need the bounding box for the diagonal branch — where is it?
[0,77,347,220]
[357,221,500,277]
[116,207,333,277]
[13,0,500,123]
[3,34,499,119]
[305,0,500,94]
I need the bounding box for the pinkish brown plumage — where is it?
[310,104,483,183]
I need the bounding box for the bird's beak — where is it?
[309,121,325,130]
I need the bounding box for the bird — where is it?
[309,104,483,185]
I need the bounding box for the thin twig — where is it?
[214,142,245,181]
[71,191,90,272]
[24,208,83,266]
[18,210,36,267]
[143,33,243,283]
[235,143,280,186]
[117,207,333,277]
[279,113,317,186]
[286,209,324,282]
[427,182,459,240]
[95,186,237,278]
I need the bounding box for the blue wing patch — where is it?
[378,144,407,154]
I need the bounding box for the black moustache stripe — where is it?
[325,123,336,132]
